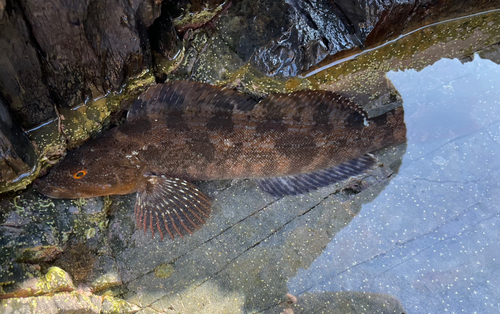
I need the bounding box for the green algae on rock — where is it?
[172,1,227,34]
[154,263,175,279]
[1,291,140,314]
[0,266,73,299]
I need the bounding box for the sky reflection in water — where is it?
[288,55,500,313]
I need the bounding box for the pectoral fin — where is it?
[255,154,377,198]
[135,174,211,241]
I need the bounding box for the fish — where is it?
[35,81,407,240]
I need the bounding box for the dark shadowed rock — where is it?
[0,0,5,19]
[1,1,500,313]
[148,2,184,81]
[214,0,500,78]
[16,0,159,108]
[218,0,293,64]
[365,0,500,46]
[0,1,55,128]
[0,0,161,130]
[0,98,37,193]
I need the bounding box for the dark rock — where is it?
[189,34,246,83]
[169,0,227,34]
[218,0,293,64]
[0,0,161,129]
[148,2,184,81]
[0,98,37,193]
[0,1,55,128]
[216,0,500,78]
[0,0,5,19]
[270,0,359,75]
[17,246,63,264]
[0,189,109,294]
[365,0,500,47]
[17,0,157,107]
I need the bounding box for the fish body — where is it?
[35,81,406,240]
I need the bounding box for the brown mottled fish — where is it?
[35,81,406,240]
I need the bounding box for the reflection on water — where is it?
[288,55,500,313]
[3,7,500,314]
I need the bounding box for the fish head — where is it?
[35,142,144,199]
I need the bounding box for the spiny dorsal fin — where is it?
[254,90,369,126]
[128,81,258,122]
[135,174,211,241]
[255,154,377,198]
[129,82,368,127]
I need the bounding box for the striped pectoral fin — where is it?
[255,154,378,198]
[135,174,211,241]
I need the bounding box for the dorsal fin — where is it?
[128,82,368,128]
[252,90,369,127]
[127,81,259,122]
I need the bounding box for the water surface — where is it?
[289,55,500,313]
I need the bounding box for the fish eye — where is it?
[73,170,87,179]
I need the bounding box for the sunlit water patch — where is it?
[288,55,500,313]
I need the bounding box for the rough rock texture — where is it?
[112,144,406,313]
[0,0,161,129]
[0,98,37,192]
[0,0,55,128]
[1,292,140,314]
[1,1,500,313]
[216,0,500,78]
[2,0,499,192]
[2,0,499,129]
[0,266,138,313]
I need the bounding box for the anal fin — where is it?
[135,174,211,241]
[255,154,377,198]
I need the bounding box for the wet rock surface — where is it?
[2,291,140,314]
[0,0,55,128]
[289,55,500,314]
[2,0,499,130]
[0,0,161,130]
[1,1,500,313]
[0,98,37,193]
[287,291,406,314]
[0,142,405,312]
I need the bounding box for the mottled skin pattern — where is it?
[35,81,406,240]
[36,81,406,198]
[128,82,406,181]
